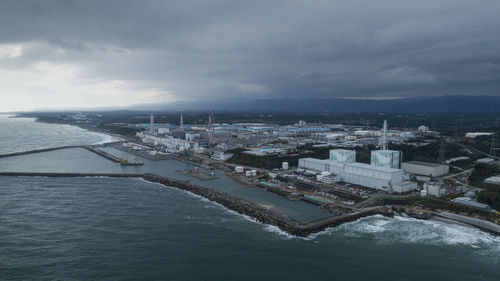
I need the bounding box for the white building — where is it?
[282,162,289,170]
[402,161,449,177]
[354,130,377,137]
[157,127,170,135]
[185,133,199,142]
[330,149,356,163]
[137,132,199,152]
[212,151,233,161]
[393,181,418,193]
[298,158,416,193]
[423,182,446,196]
[342,163,403,191]
[371,150,402,169]
[418,125,429,132]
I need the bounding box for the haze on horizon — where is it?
[1,0,500,112]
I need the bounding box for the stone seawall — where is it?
[140,173,392,237]
[0,171,393,237]
[0,146,83,158]
[0,172,142,178]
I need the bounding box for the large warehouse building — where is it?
[402,161,449,177]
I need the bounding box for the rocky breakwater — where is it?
[141,173,301,235]
[140,173,394,237]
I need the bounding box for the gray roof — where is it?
[403,161,446,168]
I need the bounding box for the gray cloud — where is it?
[1,0,500,110]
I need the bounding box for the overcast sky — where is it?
[1,0,500,111]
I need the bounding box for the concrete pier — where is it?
[0,146,82,158]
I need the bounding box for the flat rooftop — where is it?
[346,162,401,173]
[403,161,446,168]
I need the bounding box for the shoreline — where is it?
[3,115,499,237]
[0,171,392,237]
[1,171,498,237]
[13,113,131,143]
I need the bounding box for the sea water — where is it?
[0,115,499,280]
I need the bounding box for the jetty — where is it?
[0,145,144,166]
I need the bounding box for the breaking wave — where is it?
[332,215,500,252]
[137,177,500,253]
[91,133,122,145]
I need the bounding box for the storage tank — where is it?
[251,170,257,176]
[245,171,252,177]
[235,166,244,173]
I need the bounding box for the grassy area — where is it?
[382,195,499,218]
[226,145,331,170]
[478,190,500,210]
[227,150,299,170]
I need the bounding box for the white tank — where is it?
[251,170,257,176]
[245,171,252,177]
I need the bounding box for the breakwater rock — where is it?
[140,173,393,237]
[0,171,393,237]
[0,146,82,158]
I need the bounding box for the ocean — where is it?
[0,115,499,281]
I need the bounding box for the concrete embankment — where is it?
[297,207,394,235]
[0,145,140,165]
[0,172,142,178]
[434,212,500,235]
[0,146,82,158]
[0,171,392,237]
[82,146,122,162]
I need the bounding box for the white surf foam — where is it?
[334,215,500,252]
[135,178,500,250]
[92,133,122,145]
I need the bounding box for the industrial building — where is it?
[137,132,199,152]
[329,149,356,163]
[341,162,405,191]
[423,182,446,196]
[298,157,417,193]
[370,150,402,169]
[402,161,449,177]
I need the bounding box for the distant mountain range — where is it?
[127,95,500,114]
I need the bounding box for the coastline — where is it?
[1,171,498,237]
[3,115,499,237]
[0,171,392,237]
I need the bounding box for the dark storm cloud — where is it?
[1,0,500,103]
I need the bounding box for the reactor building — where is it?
[298,149,417,193]
[330,149,356,163]
[370,150,402,169]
